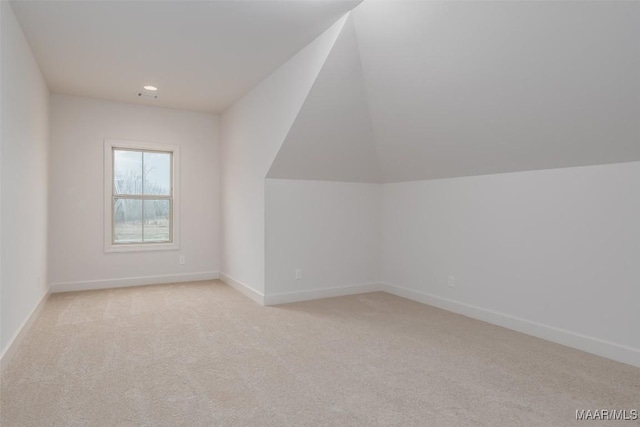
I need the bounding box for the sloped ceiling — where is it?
[267,16,381,183]
[11,0,361,113]
[268,1,640,183]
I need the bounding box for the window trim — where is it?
[104,139,180,253]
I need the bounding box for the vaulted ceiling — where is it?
[267,15,381,183]
[11,0,640,182]
[10,0,361,113]
[269,1,640,182]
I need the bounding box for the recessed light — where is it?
[143,85,158,91]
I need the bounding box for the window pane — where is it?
[143,152,171,196]
[143,199,171,242]
[114,198,142,243]
[114,150,142,195]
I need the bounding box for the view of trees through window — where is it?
[113,149,172,244]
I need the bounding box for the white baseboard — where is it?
[264,282,383,306]
[38,272,640,368]
[219,272,264,305]
[50,271,219,293]
[1,288,50,373]
[382,283,640,369]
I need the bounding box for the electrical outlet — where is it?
[447,275,455,287]
[295,269,302,280]
[179,255,186,265]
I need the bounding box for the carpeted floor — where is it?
[1,280,638,426]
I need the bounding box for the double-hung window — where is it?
[104,140,180,252]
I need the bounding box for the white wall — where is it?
[266,16,381,184]
[220,16,346,295]
[49,94,219,289]
[265,179,380,303]
[353,1,640,182]
[382,162,640,366]
[0,1,50,355]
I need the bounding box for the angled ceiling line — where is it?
[264,13,351,180]
[267,12,383,183]
[349,2,387,183]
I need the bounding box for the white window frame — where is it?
[104,139,180,253]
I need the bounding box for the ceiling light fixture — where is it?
[143,85,158,91]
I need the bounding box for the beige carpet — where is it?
[1,280,638,426]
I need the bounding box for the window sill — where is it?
[105,242,179,253]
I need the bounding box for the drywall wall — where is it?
[10,0,360,114]
[382,161,640,366]
[265,179,381,303]
[1,1,50,355]
[353,1,640,182]
[267,16,381,183]
[49,94,220,290]
[220,16,346,295]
